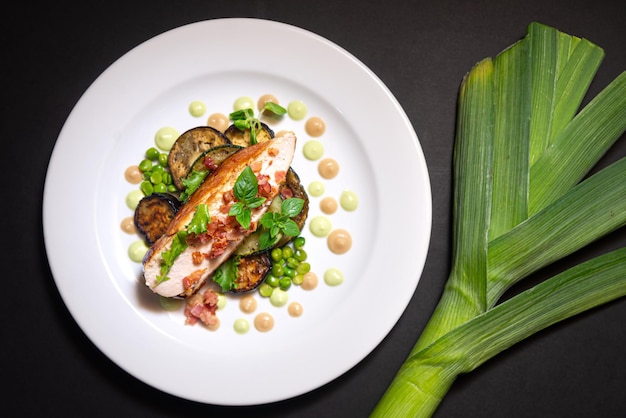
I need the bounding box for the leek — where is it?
[372,22,625,417]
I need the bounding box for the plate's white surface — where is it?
[43,18,431,405]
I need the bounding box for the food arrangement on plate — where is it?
[121,95,358,333]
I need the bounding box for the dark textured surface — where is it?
[5,1,624,417]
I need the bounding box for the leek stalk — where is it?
[372,22,625,417]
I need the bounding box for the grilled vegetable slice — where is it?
[224,122,274,147]
[134,193,181,245]
[231,252,272,293]
[188,144,243,176]
[167,126,231,190]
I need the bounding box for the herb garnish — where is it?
[229,102,287,145]
[156,204,211,285]
[179,170,209,203]
[228,166,266,230]
[259,198,305,250]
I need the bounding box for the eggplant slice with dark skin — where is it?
[134,193,181,245]
[230,252,273,293]
[224,122,274,147]
[167,126,231,190]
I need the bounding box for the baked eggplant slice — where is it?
[224,122,274,147]
[167,126,231,190]
[231,252,272,293]
[134,193,181,245]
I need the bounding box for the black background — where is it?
[5,1,625,417]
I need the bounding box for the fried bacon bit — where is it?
[274,170,287,183]
[280,187,294,199]
[268,146,279,157]
[257,174,273,198]
[203,156,218,171]
[250,160,263,173]
[191,251,204,265]
[184,288,219,326]
[182,268,207,295]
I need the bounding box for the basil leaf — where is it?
[233,166,259,202]
[282,198,305,217]
[282,219,301,237]
[264,102,287,115]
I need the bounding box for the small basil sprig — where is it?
[259,198,305,250]
[229,102,287,145]
[228,166,266,230]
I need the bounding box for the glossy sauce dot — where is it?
[320,197,338,214]
[257,94,279,111]
[189,100,206,117]
[318,158,340,179]
[327,229,352,254]
[340,190,359,211]
[216,294,227,310]
[126,190,144,210]
[301,272,319,290]
[287,100,307,120]
[303,140,324,160]
[124,165,142,184]
[288,302,304,317]
[307,181,325,197]
[239,295,257,314]
[324,268,344,286]
[128,240,149,263]
[309,216,332,237]
[305,116,326,137]
[254,312,275,332]
[207,113,229,132]
[233,318,250,334]
[270,288,288,307]
[154,127,179,151]
[233,96,254,111]
[120,217,137,234]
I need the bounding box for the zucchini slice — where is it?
[224,122,274,147]
[134,193,181,245]
[188,144,243,177]
[167,126,231,190]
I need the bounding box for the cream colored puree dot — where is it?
[320,196,338,214]
[254,312,275,332]
[207,113,229,132]
[318,158,339,179]
[239,295,257,314]
[305,116,326,137]
[327,229,352,254]
[124,165,142,184]
[301,272,319,290]
[120,217,137,234]
[288,302,303,317]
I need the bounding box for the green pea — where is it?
[286,257,299,269]
[151,164,164,173]
[158,153,168,166]
[153,183,167,193]
[271,248,282,262]
[265,275,280,288]
[150,171,163,184]
[293,274,304,285]
[162,172,172,185]
[140,180,153,196]
[168,184,178,193]
[296,262,311,274]
[259,283,273,297]
[279,277,292,291]
[294,248,308,261]
[282,246,293,259]
[146,147,160,160]
[294,236,306,249]
[284,267,296,278]
[271,263,284,277]
[139,159,152,172]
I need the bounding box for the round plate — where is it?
[43,18,431,405]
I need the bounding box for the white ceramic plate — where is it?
[43,18,431,406]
